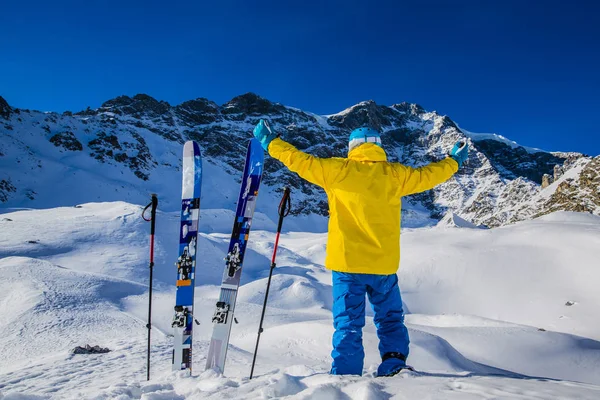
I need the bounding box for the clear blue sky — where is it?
[2,0,599,155]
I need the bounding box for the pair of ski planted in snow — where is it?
[171,139,264,374]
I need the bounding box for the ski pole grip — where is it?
[150,194,158,235]
[277,187,291,233]
[278,187,291,217]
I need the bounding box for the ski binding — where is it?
[212,301,230,324]
[225,243,242,277]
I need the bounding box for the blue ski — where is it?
[172,141,202,372]
[205,139,264,374]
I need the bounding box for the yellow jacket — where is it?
[268,138,458,275]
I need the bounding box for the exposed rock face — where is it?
[474,139,568,184]
[0,93,597,227]
[537,156,600,217]
[0,96,10,119]
[175,98,221,125]
[328,100,399,132]
[542,174,552,189]
[222,93,287,118]
[87,131,153,181]
[0,179,17,202]
[101,94,171,118]
[554,165,564,181]
[50,131,83,151]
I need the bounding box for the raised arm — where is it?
[253,119,333,189]
[394,141,468,196]
[393,158,458,196]
[268,138,332,188]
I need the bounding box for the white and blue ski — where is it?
[205,139,264,374]
[172,141,202,372]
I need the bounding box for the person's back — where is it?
[326,144,406,275]
[253,121,469,376]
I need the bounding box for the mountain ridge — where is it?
[1,93,597,227]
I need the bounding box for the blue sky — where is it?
[1,0,599,154]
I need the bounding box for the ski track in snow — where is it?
[1,203,600,399]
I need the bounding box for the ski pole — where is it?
[142,194,158,381]
[250,187,291,379]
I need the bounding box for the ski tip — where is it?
[248,138,264,161]
[249,138,261,149]
[184,140,202,156]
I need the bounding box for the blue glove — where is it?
[253,119,278,151]
[449,141,469,168]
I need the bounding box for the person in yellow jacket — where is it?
[253,120,468,377]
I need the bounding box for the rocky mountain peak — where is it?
[177,98,219,112]
[99,94,170,118]
[0,96,10,120]
[327,100,399,132]
[440,115,459,130]
[101,95,135,108]
[222,92,285,116]
[174,98,221,125]
[391,102,425,115]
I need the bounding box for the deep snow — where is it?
[1,203,600,399]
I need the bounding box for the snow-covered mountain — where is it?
[1,93,597,227]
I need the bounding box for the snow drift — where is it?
[1,204,600,398]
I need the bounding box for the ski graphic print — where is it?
[205,139,264,374]
[172,141,202,372]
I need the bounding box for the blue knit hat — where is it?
[348,127,382,152]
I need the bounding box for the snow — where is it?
[459,126,546,154]
[323,101,373,118]
[436,212,487,229]
[1,203,600,398]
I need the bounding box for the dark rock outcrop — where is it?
[0,179,17,203]
[474,139,570,184]
[175,98,221,125]
[71,344,111,354]
[50,132,83,151]
[0,96,11,119]
[537,156,600,216]
[222,93,286,118]
[100,94,170,118]
[328,100,397,132]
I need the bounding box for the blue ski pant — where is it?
[330,271,410,375]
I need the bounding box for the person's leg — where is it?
[366,273,410,376]
[330,271,367,375]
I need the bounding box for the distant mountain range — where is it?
[1,93,598,227]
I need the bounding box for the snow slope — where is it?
[1,203,600,399]
[459,126,545,153]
